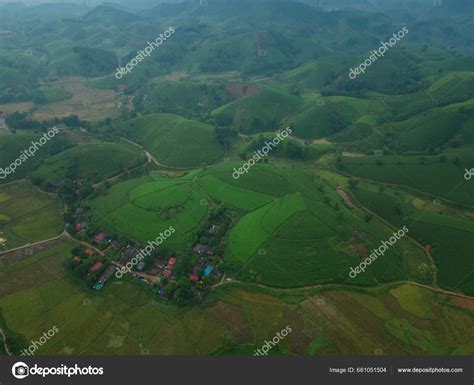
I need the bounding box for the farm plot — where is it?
[0,181,62,249]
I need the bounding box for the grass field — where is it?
[0,181,63,250]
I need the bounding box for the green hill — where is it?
[341,146,474,206]
[140,81,231,116]
[30,142,146,188]
[111,113,225,167]
[211,85,302,132]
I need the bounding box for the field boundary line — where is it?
[215,279,474,301]
[0,328,12,356]
[0,231,66,256]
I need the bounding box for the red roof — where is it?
[95,231,106,241]
[163,269,172,277]
[75,224,81,231]
[188,274,200,282]
[168,257,177,264]
[90,261,103,272]
[167,264,175,270]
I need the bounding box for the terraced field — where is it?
[89,162,428,288]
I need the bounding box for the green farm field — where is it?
[0,0,473,360]
[0,249,472,356]
[342,146,474,206]
[0,181,63,249]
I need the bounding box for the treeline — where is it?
[243,134,321,161]
[5,112,87,131]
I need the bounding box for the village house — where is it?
[208,224,220,235]
[93,265,116,290]
[188,274,200,282]
[193,244,213,256]
[89,261,103,274]
[94,231,107,243]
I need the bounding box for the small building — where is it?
[193,244,213,256]
[163,269,172,277]
[93,282,104,290]
[79,221,88,230]
[85,248,94,257]
[189,274,200,282]
[95,231,107,242]
[168,257,177,265]
[203,265,214,277]
[124,246,139,258]
[89,261,103,273]
[93,265,116,290]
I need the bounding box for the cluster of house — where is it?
[72,220,223,292]
[187,243,220,282]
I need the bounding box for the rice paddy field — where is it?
[0,242,472,356]
[31,77,121,121]
[0,181,63,250]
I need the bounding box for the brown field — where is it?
[31,77,121,121]
[0,102,33,114]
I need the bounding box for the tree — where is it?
[348,178,359,189]
[395,202,402,215]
